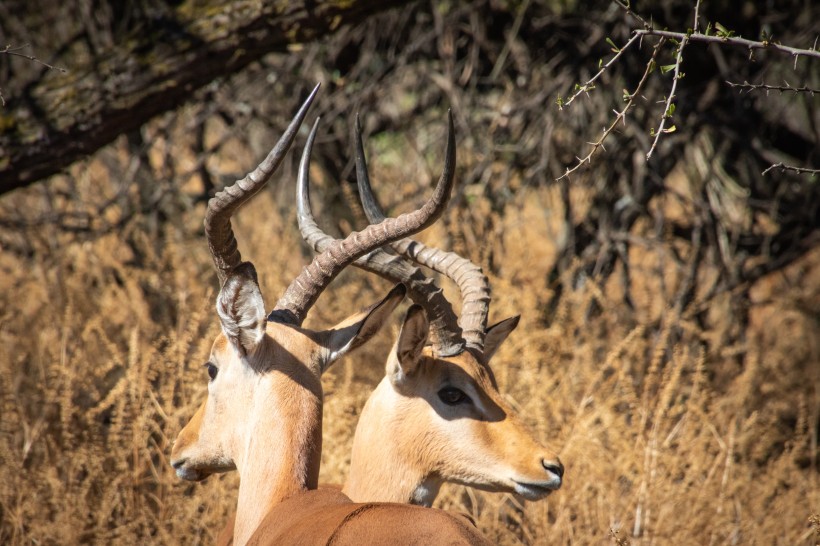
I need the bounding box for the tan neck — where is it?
[342,379,441,506]
[232,370,323,545]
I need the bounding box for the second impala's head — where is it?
[356,305,563,501]
[336,114,561,500]
[170,263,405,482]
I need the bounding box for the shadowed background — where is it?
[0,0,818,544]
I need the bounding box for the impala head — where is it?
[296,113,563,504]
[170,86,458,490]
[171,264,406,482]
[363,305,563,501]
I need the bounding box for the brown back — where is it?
[217,484,483,546]
[245,488,491,546]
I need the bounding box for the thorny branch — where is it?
[614,0,650,29]
[634,29,820,62]
[636,24,819,157]
[692,0,703,33]
[761,163,820,176]
[646,35,688,160]
[726,80,819,95]
[557,33,643,109]
[560,5,819,172]
[558,39,665,179]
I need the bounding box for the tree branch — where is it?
[0,0,408,195]
[557,33,642,110]
[646,35,688,160]
[558,38,664,179]
[726,80,819,95]
[635,29,820,61]
[761,162,820,176]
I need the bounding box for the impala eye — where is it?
[204,362,218,381]
[438,387,470,406]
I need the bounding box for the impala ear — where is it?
[481,315,520,363]
[216,262,267,355]
[388,304,429,384]
[322,284,406,371]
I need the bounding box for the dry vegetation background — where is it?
[1,0,819,544]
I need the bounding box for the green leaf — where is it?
[606,37,620,52]
[715,22,735,38]
[660,64,676,74]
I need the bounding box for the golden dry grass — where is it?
[0,112,818,545]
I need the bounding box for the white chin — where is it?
[175,467,206,481]
[513,482,555,500]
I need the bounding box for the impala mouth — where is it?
[512,477,562,500]
[171,459,209,482]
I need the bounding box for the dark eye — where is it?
[204,362,218,381]
[438,387,470,406]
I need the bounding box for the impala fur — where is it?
[296,114,564,505]
[170,86,491,545]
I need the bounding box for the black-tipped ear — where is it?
[481,315,520,363]
[389,304,429,383]
[216,262,267,355]
[322,284,406,371]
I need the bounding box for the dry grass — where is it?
[0,112,818,545]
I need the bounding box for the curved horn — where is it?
[205,84,320,286]
[269,115,457,326]
[295,117,465,356]
[355,112,491,353]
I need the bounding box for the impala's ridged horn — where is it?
[205,84,320,286]
[355,112,491,355]
[268,114,457,326]
[295,115,465,356]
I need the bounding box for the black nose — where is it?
[543,458,564,479]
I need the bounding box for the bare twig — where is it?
[1,43,67,72]
[613,0,650,29]
[558,39,665,179]
[646,35,688,160]
[726,80,819,95]
[635,29,820,61]
[557,33,643,109]
[0,43,67,106]
[761,163,820,176]
[693,0,703,33]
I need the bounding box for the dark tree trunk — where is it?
[0,0,408,195]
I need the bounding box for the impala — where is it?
[170,85,493,545]
[218,112,565,545]
[296,114,565,505]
